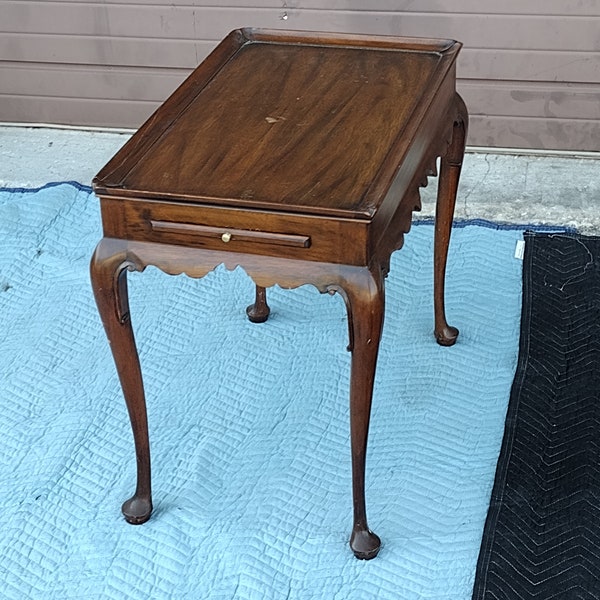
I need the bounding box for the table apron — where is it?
[99,197,371,266]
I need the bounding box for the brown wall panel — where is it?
[459,50,600,85]
[461,82,600,120]
[0,64,188,102]
[1,96,158,128]
[469,115,600,151]
[0,34,207,69]
[18,0,600,16]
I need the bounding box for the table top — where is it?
[94,29,460,220]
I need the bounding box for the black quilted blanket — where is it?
[473,232,600,599]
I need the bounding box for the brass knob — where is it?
[221,232,232,243]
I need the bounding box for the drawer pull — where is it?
[149,220,311,249]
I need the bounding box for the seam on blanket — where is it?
[414,217,575,233]
[0,181,92,194]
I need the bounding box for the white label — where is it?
[514,240,525,260]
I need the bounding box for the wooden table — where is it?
[91,28,468,560]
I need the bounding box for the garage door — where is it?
[1,1,599,151]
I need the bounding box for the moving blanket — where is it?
[473,232,600,599]
[0,183,523,599]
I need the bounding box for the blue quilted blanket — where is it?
[0,183,525,599]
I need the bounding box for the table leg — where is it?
[246,285,270,323]
[338,266,385,559]
[90,239,153,524]
[434,94,468,346]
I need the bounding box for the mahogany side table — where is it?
[90,28,468,560]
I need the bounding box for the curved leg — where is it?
[434,94,468,346]
[90,238,153,524]
[338,267,385,559]
[246,285,270,323]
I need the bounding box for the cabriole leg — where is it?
[434,94,468,346]
[246,285,270,323]
[90,239,152,524]
[338,267,385,559]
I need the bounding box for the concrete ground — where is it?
[1,125,599,232]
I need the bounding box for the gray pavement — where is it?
[2,125,599,232]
